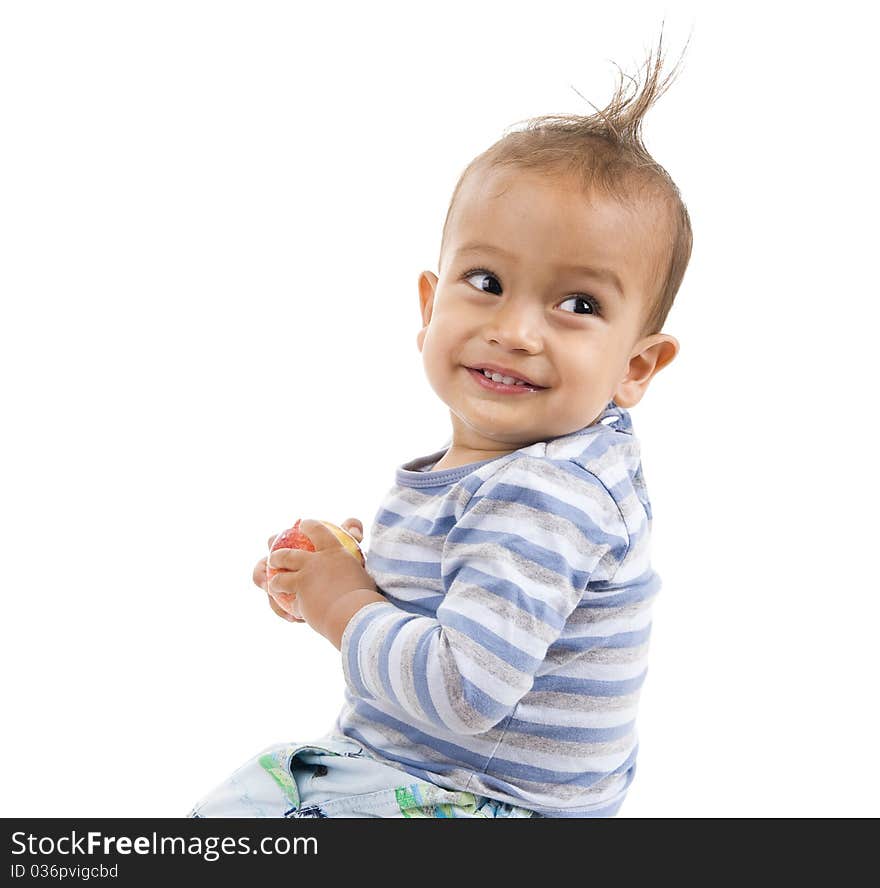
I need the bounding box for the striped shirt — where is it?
[334,400,659,817]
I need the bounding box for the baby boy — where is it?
[189,47,691,818]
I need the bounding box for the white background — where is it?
[2,1,877,818]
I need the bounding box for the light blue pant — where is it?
[188,734,540,819]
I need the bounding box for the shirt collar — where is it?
[596,399,633,434]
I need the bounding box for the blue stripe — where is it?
[377,619,408,709]
[445,566,568,628]
[381,595,445,617]
[344,608,383,700]
[438,609,543,674]
[553,624,652,652]
[445,527,605,588]
[459,470,498,496]
[412,627,444,727]
[503,718,636,744]
[445,526,573,574]
[634,465,653,520]
[578,434,619,464]
[484,742,639,787]
[458,673,514,726]
[608,476,639,506]
[464,481,626,551]
[530,670,647,696]
[368,553,442,579]
[374,508,457,537]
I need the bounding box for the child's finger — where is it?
[267,593,302,622]
[341,517,363,542]
[268,586,303,619]
[268,548,310,572]
[253,557,269,591]
[267,593,292,620]
[268,569,299,598]
[267,533,278,549]
[299,519,343,551]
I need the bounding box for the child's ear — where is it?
[613,333,679,408]
[416,271,439,352]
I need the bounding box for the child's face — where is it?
[417,166,678,457]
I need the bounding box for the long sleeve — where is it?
[340,455,631,736]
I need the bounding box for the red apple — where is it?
[266,519,364,581]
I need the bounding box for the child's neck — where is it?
[430,444,515,472]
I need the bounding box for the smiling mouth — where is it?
[465,366,547,393]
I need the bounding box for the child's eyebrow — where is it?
[455,242,625,298]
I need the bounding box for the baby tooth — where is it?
[481,369,528,386]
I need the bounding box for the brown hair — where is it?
[438,31,692,336]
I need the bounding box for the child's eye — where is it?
[558,295,601,316]
[463,268,503,296]
[463,268,601,317]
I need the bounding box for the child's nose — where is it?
[484,299,543,353]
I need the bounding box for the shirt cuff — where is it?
[340,599,398,699]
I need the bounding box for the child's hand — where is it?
[254,517,365,623]
[267,518,380,644]
[253,542,304,622]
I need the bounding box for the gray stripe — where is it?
[566,599,653,627]
[524,689,642,712]
[444,580,558,645]
[577,440,640,477]
[382,486,432,510]
[397,624,428,723]
[590,548,622,582]
[370,565,445,596]
[445,540,587,611]
[496,726,635,761]
[467,497,621,564]
[464,768,629,804]
[374,524,446,553]
[514,456,625,527]
[376,577,446,599]
[385,485,470,513]
[543,640,650,666]
[360,613,391,698]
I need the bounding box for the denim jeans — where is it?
[188,734,540,819]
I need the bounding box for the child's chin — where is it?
[463,416,548,446]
